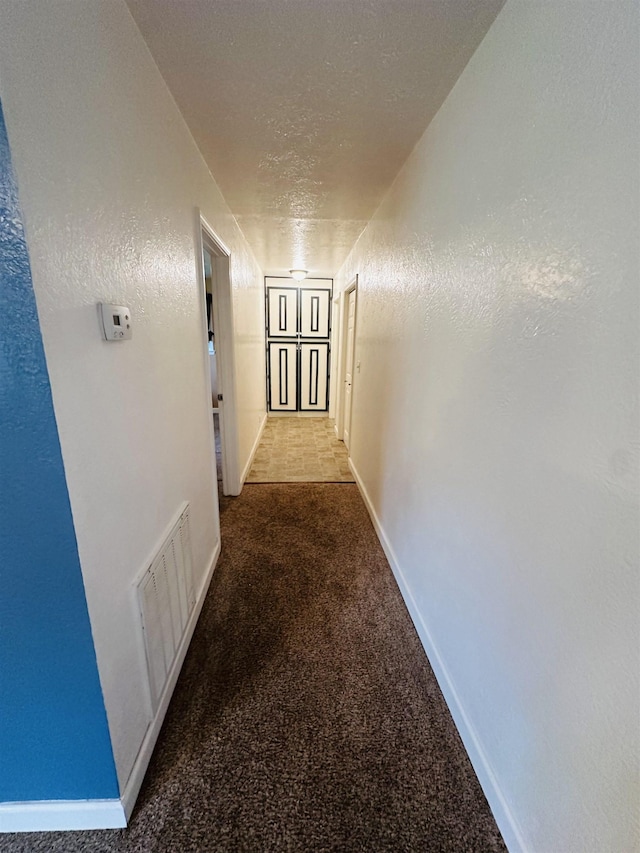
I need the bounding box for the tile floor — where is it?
[246,417,354,483]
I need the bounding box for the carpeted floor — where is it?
[2,485,505,853]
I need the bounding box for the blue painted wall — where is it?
[0,102,119,801]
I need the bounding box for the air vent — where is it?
[136,505,194,712]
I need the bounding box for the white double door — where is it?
[266,278,332,412]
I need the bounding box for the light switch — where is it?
[99,303,132,341]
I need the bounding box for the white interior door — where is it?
[343,288,357,451]
[264,276,333,413]
[300,342,329,411]
[267,286,298,337]
[300,288,330,337]
[268,342,298,411]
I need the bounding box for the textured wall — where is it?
[0,0,265,792]
[337,1,639,851]
[0,102,118,802]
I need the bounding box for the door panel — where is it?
[265,277,332,413]
[268,342,298,411]
[267,287,298,338]
[343,289,357,450]
[300,342,329,411]
[299,288,330,338]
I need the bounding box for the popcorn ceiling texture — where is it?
[125,0,505,275]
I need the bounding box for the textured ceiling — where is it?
[126,0,504,276]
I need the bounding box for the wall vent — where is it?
[136,505,195,712]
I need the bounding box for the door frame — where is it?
[195,211,241,495]
[334,275,358,441]
[264,275,333,414]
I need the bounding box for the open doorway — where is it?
[197,214,241,496]
[202,247,223,497]
[334,275,358,451]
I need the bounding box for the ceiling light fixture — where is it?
[290,269,308,281]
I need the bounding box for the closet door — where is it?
[300,342,329,411]
[299,288,330,337]
[268,342,297,411]
[266,286,298,337]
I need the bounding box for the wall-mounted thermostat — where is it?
[99,303,132,341]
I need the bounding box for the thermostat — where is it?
[99,303,132,341]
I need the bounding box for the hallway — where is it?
[0,1,636,848]
[3,485,504,852]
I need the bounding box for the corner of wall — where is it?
[348,458,528,853]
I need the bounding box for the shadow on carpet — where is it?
[3,484,506,853]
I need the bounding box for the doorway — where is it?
[197,215,241,496]
[202,246,223,496]
[264,276,333,413]
[343,286,357,451]
[335,276,358,451]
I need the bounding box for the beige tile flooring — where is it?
[246,417,354,483]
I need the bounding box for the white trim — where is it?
[348,457,529,853]
[328,296,340,419]
[334,275,358,441]
[198,216,231,257]
[0,799,126,833]
[240,412,268,486]
[333,291,347,439]
[195,215,226,505]
[120,539,220,820]
[197,211,242,496]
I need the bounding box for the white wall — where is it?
[337,2,639,851]
[0,0,265,793]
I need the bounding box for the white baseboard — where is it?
[0,799,126,833]
[348,457,528,853]
[120,539,221,820]
[240,412,268,486]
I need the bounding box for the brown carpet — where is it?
[2,484,505,852]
